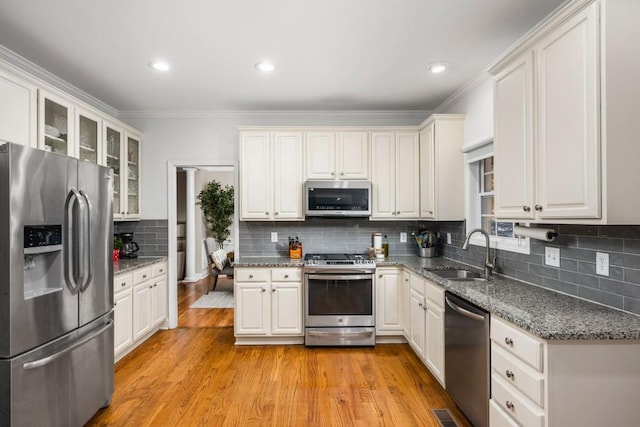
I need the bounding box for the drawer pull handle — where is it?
[142,274,147,279]
[418,302,423,308]
[121,282,126,287]
[504,337,514,346]
[506,370,514,379]
[506,401,515,411]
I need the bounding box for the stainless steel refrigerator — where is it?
[0,141,114,426]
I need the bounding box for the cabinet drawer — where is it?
[410,274,424,294]
[492,344,544,407]
[133,267,152,284]
[236,269,269,282]
[152,262,167,278]
[492,374,544,427]
[424,280,444,308]
[114,273,132,292]
[271,268,301,282]
[490,399,520,427]
[491,316,543,371]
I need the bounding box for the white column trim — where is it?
[182,167,198,282]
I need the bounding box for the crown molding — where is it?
[433,70,492,114]
[0,44,119,117]
[118,109,431,120]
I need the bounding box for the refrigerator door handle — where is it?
[22,319,114,370]
[64,189,81,295]
[79,190,93,292]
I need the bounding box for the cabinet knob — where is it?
[505,401,515,410]
[265,212,269,215]
[331,172,335,176]
[535,204,543,211]
[154,284,157,288]
[504,337,514,346]
[272,288,276,293]
[423,305,427,312]
[506,370,514,379]
[121,282,126,287]
[340,172,344,176]
[418,302,423,308]
[379,274,383,278]
[396,211,401,215]
[249,275,253,278]
[523,205,531,212]
[149,285,153,289]
[262,288,266,293]
[142,274,147,279]
[284,274,289,278]
[428,210,433,214]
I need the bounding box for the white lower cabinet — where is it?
[114,260,167,361]
[490,315,640,427]
[375,268,403,335]
[406,271,445,386]
[234,267,303,343]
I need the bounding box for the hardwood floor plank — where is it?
[87,276,471,426]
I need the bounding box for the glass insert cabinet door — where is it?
[77,109,101,164]
[125,135,140,216]
[39,91,74,156]
[105,123,122,216]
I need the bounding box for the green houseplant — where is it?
[113,234,123,262]
[197,180,234,249]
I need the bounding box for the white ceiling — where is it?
[0,0,566,113]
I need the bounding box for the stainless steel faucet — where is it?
[462,228,496,277]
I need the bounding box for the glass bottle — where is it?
[382,235,389,258]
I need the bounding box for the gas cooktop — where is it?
[304,253,376,267]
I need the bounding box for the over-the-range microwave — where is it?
[304,180,371,217]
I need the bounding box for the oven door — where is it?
[304,273,375,327]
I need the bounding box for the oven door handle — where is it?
[307,330,374,339]
[307,274,372,281]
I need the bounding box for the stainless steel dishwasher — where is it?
[444,291,490,427]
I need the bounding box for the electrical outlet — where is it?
[270,232,278,243]
[596,252,610,277]
[545,247,560,267]
[447,233,452,245]
[400,232,407,243]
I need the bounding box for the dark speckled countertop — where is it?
[114,256,167,275]
[236,255,640,340]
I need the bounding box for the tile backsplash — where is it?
[435,222,640,316]
[239,219,640,316]
[114,219,168,257]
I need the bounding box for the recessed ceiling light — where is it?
[429,62,448,74]
[148,61,170,72]
[255,61,275,72]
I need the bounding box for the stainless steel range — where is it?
[303,253,376,346]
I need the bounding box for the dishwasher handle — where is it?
[445,295,486,322]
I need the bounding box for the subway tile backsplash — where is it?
[114,219,168,257]
[239,219,640,315]
[435,221,640,316]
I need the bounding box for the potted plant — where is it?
[113,234,123,262]
[197,180,234,249]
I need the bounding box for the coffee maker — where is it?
[119,232,139,259]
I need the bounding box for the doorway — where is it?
[166,161,238,330]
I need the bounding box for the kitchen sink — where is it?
[427,269,487,282]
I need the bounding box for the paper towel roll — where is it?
[514,225,557,242]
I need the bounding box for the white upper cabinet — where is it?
[371,131,419,219]
[491,0,640,223]
[124,132,141,219]
[240,130,303,220]
[76,107,102,165]
[493,52,535,220]
[38,90,75,157]
[0,67,36,147]
[305,131,369,180]
[535,3,599,219]
[419,115,465,221]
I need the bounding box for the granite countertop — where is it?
[236,255,640,340]
[380,256,640,341]
[114,256,167,275]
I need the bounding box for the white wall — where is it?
[121,111,430,220]
[437,74,493,146]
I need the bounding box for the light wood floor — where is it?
[86,276,471,426]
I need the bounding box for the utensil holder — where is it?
[418,247,436,258]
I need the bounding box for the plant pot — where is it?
[113,249,120,262]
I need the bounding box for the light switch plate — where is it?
[545,247,560,267]
[596,252,610,276]
[271,232,278,243]
[400,232,407,243]
[447,233,452,245]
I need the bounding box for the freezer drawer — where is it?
[0,312,114,427]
